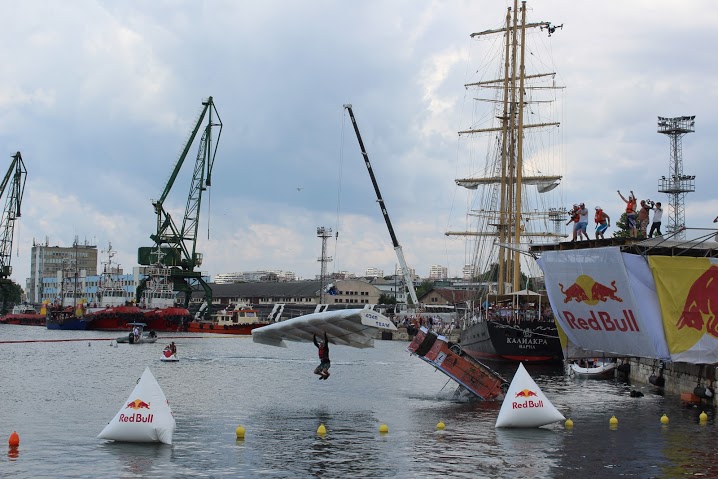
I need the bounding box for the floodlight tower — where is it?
[657,116,695,239]
[317,227,333,304]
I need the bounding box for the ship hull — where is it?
[186,322,269,335]
[459,320,562,363]
[143,307,192,332]
[46,318,91,330]
[0,314,46,326]
[84,305,145,331]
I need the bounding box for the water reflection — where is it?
[495,427,562,475]
[5,328,718,477]
[101,442,172,478]
[8,446,19,461]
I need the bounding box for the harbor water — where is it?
[2,326,717,478]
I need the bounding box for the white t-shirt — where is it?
[578,208,589,223]
[653,207,663,222]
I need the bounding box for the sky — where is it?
[1,0,717,287]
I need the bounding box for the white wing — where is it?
[251,309,397,349]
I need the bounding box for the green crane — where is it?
[0,152,27,312]
[137,97,222,318]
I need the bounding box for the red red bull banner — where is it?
[539,247,670,360]
[649,256,718,363]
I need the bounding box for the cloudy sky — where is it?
[1,0,716,286]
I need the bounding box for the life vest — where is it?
[595,210,605,224]
[626,200,636,214]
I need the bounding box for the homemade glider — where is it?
[251,308,397,348]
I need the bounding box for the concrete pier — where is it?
[627,358,716,407]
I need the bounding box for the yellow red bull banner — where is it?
[649,256,718,363]
[538,247,671,361]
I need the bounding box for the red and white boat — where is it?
[187,304,268,334]
[85,247,190,332]
[0,304,47,326]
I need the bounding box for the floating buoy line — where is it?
[0,335,223,344]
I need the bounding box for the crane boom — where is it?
[137,97,222,318]
[0,152,27,279]
[343,104,419,305]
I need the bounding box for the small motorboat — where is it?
[116,322,159,344]
[569,358,617,379]
[160,345,179,362]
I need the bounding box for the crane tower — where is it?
[657,116,695,239]
[317,227,333,304]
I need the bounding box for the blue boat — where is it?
[45,307,92,330]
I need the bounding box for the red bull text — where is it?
[562,310,639,332]
[512,400,544,409]
[119,413,154,423]
[512,390,543,409]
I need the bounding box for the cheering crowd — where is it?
[566,190,663,241]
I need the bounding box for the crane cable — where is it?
[206,186,211,240]
[332,108,347,275]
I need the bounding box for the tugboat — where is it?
[46,303,93,330]
[187,304,268,334]
[138,265,192,332]
[84,245,189,332]
[0,303,47,326]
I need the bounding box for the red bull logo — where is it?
[559,275,623,305]
[676,265,718,338]
[512,389,544,409]
[126,399,151,410]
[514,388,538,398]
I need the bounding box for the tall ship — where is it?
[449,0,565,362]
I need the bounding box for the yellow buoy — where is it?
[609,415,618,426]
[565,418,574,428]
[660,414,669,424]
[379,423,389,434]
[235,425,245,439]
[317,424,327,435]
[436,421,445,430]
[700,411,708,422]
[8,431,19,447]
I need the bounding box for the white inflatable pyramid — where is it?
[98,367,176,444]
[495,363,565,428]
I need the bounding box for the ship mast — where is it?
[513,2,528,289]
[449,0,562,294]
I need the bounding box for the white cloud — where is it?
[1,0,717,290]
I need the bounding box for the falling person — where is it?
[313,332,331,380]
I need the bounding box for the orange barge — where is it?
[407,327,509,400]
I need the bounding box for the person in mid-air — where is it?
[313,332,330,380]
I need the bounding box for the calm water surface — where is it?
[1,326,717,478]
